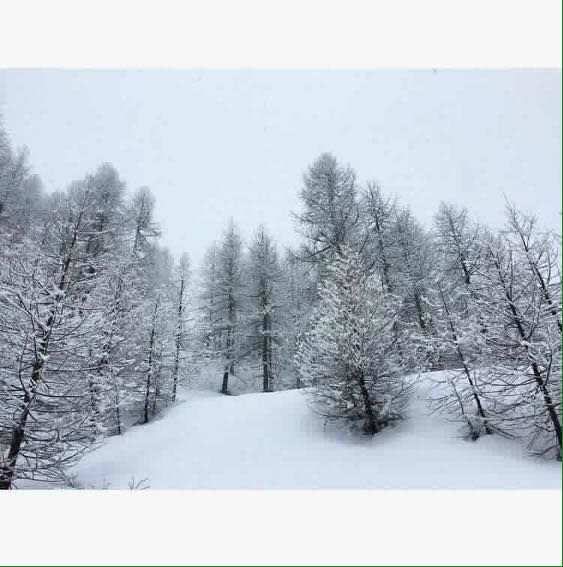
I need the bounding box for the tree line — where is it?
[1,125,560,489]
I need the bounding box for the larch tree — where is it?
[294,153,360,278]
[428,278,493,439]
[199,221,244,394]
[172,253,191,402]
[245,225,283,392]
[278,247,317,389]
[389,207,438,370]
[476,211,562,458]
[392,209,434,335]
[504,202,561,335]
[359,181,397,289]
[434,202,483,287]
[0,185,106,488]
[0,125,194,486]
[428,203,493,438]
[77,164,128,435]
[0,122,45,239]
[296,247,410,435]
[198,242,221,357]
[139,246,176,423]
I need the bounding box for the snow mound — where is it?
[71,374,562,489]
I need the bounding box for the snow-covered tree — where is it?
[503,202,561,335]
[278,247,317,389]
[197,242,221,356]
[358,181,397,289]
[0,186,107,488]
[427,204,494,438]
[296,248,410,434]
[130,186,161,258]
[171,253,191,402]
[135,247,176,423]
[428,278,492,439]
[245,226,283,392]
[434,202,484,287]
[294,153,360,276]
[476,217,561,458]
[0,121,45,238]
[197,221,244,394]
[392,208,434,335]
[386,207,440,371]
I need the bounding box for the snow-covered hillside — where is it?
[66,373,561,489]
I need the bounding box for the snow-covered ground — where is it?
[69,373,561,489]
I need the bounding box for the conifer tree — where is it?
[296,247,409,434]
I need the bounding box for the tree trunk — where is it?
[356,370,378,435]
[374,219,393,293]
[0,400,31,489]
[262,340,270,392]
[413,289,427,333]
[221,285,236,394]
[172,273,185,402]
[262,312,272,392]
[0,358,43,489]
[143,301,159,423]
[221,366,230,394]
[114,384,122,436]
[0,417,26,489]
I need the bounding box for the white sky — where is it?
[0,69,560,265]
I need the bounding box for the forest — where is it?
[0,119,561,490]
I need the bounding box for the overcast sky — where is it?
[0,69,560,265]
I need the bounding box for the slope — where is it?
[70,373,562,489]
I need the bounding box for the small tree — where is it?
[296,248,409,434]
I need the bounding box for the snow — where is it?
[69,372,562,489]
